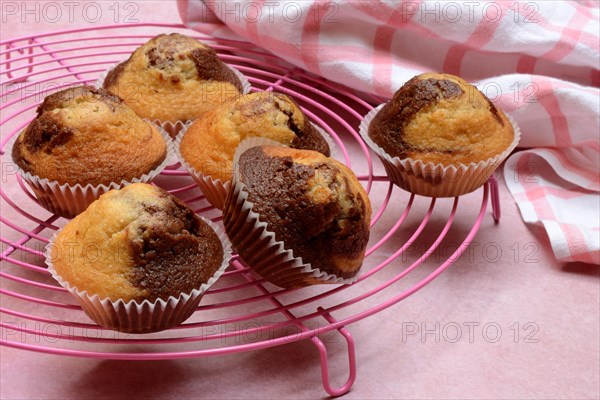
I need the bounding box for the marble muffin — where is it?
[50,183,225,303]
[230,145,371,282]
[103,33,244,122]
[368,72,515,166]
[179,91,330,182]
[11,85,167,186]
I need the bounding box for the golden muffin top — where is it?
[12,85,167,186]
[103,33,244,121]
[180,91,330,182]
[50,183,224,302]
[368,72,514,165]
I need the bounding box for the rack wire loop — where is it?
[314,307,357,397]
[3,39,34,83]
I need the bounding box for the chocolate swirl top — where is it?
[368,72,513,165]
[237,145,371,278]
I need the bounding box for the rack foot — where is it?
[312,307,357,397]
[488,176,501,223]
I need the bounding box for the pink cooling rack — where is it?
[0,23,500,396]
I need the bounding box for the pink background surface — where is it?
[1,1,599,399]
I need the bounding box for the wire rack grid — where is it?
[0,23,501,396]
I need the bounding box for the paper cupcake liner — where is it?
[231,65,252,95]
[175,121,338,211]
[96,60,251,139]
[11,122,173,219]
[222,137,359,289]
[174,129,231,211]
[313,123,339,160]
[153,119,192,140]
[153,121,193,166]
[359,104,521,197]
[45,218,232,334]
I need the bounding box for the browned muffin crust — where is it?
[179,91,330,183]
[102,33,244,123]
[127,192,224,302]
[238,146,369,278]
[274,95,330,156]
[14,86,120,157]
[51,183,224,303]
[41,85,122,111]
[369,77,465,158]
[102,61,127,89]
[229,92,330,155]
[368,73,512,163]
[190,47,244,92]
[16,113,74,157]
[484,96,504,125]
[11,85,167,185]
[105,34,243,92]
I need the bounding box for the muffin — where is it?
[361,72,519,197]
[46,183,230,333]
[11,85,169,217]
[178,91,331,209]
[103,33,245,127]
[223,143,371,288]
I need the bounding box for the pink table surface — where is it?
[1,2,598,399]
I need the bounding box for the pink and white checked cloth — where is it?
[178,0,600,264]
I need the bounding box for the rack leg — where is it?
[488,176,501,223]
[311,307,357,397]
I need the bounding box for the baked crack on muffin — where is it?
[179,91,330,183]
[368,72,514,166]
[50,183,225,303]
[11,85,167,186]
[103,33,244,122]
